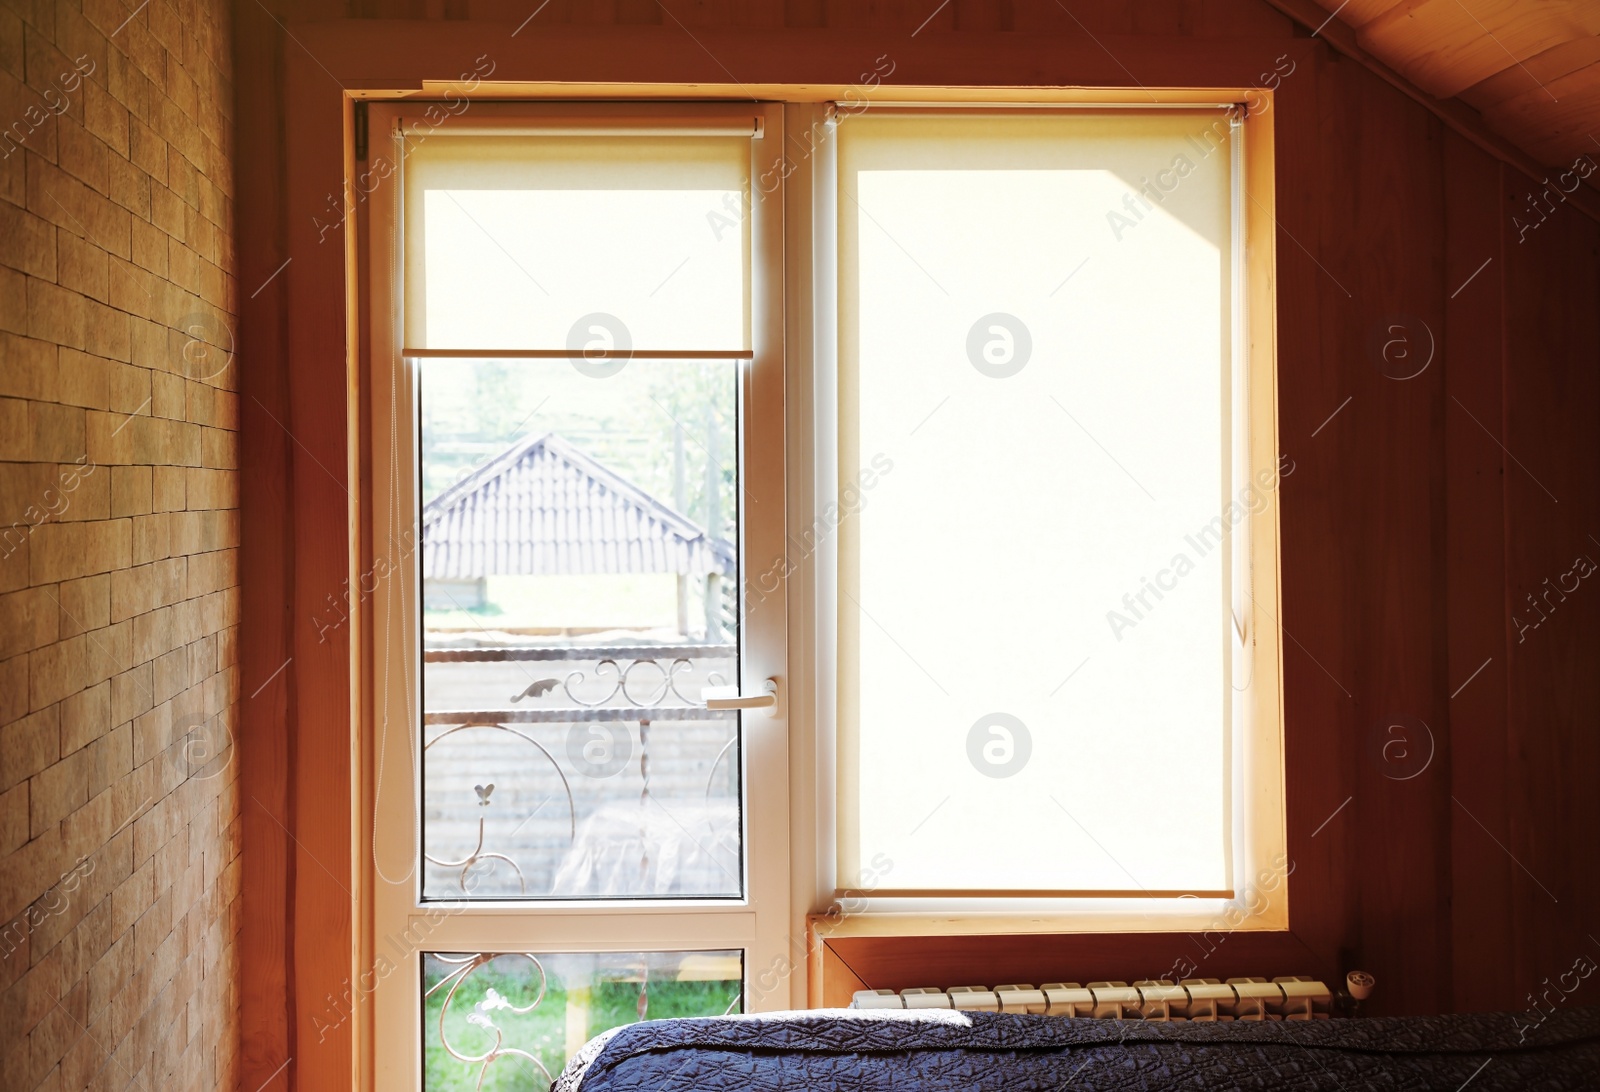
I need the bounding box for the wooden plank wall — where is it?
[1499,155,1600,1007]
[233,2,297,1088]
[235,2,355,1090]
[233,2,1600,1085]
[1314,41,1453,1014]
[1443,128,1514,1015]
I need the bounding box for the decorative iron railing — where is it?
[427,952,552,1089]
[421,644,739,896]
[424,950,744,1090]
[422,643,736,724]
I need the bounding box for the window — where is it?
[823,106,1285,928]
[366,103,791,1091]
[363,96,1284,1086]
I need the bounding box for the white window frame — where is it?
[363,101,796,1092]
[360,91,1285,1086]
[785,98,1287,939]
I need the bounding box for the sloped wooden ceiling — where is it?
[1308,0,1600,168]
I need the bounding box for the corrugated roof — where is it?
[421,432,733,579]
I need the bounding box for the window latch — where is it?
[702,678,780,717]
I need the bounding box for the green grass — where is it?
[423,960,739,1091]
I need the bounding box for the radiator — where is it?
[851,977,1336,1021]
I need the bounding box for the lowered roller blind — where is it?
[835,110,1241,897]
[403,123,753,353]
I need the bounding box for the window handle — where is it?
[702,678,780,717]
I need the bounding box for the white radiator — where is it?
[852,977,1335,1021]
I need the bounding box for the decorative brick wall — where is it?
[0,0,239,1088]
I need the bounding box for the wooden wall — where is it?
[232,2,298,1089]
[234,2,352,1090]
[232,2,1600,1087]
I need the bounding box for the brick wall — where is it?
[0,0,239,1088]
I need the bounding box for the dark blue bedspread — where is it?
[554,1006,1600,1090]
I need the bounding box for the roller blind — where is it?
[403,130,752,353]
[836,110,1238,896]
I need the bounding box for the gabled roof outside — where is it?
[421,432,733,580]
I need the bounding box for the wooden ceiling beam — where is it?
[1260,0,1600,222]
[1308,0,1410,31]
[1481,63,1600,168]
[1460,36,1600,114]
[1357,0,1600,99]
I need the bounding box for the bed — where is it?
[554,1005,1600,1090]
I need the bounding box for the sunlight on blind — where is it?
[403,134,750,351]
[837,111,1237,896]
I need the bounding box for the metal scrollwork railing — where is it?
[423,644,738,726]
[423,644,740,895]
[427,953,550,1091]
[551,656,729,710]
[422,724,577,893]
[705,735,737,806]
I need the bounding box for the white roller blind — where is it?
[403,131,751,352]
[836,111,1237,896]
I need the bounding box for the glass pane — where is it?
[419,359,741,899]
[837,112,1234,894]
[423,950,742,1090]
[404,135,749,350]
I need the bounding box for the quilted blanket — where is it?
[554,1005,1600,1091]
